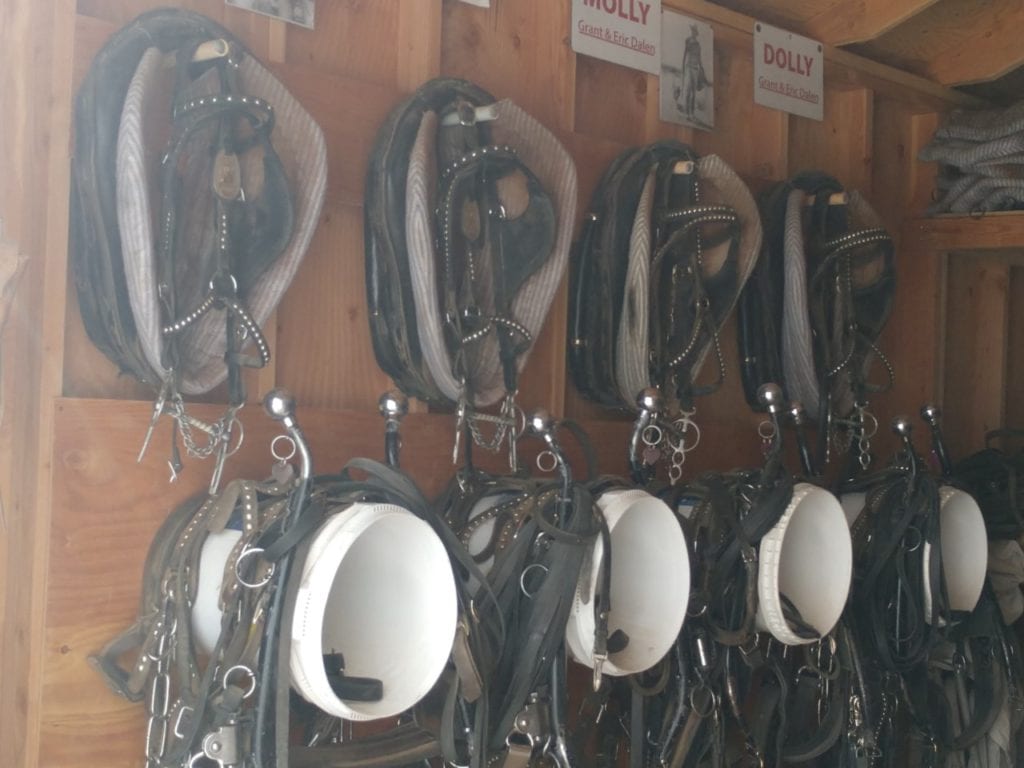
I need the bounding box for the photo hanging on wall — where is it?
[659,11,714,130]
[225,0,315,29]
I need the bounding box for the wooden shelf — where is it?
[907,212,1024,252]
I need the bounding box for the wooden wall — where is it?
[0,1,980,766]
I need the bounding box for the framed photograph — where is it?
[226,0,315,30]
[659,11,714,130]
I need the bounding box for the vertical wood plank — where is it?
[693,41,788,182]
[908,111,942,216]
[788,86,873,190]
[274,201,392,411]
[573,55,648,147]
[441,1,575,134]
[267,18,287,63]
[942,255,1010,455]
[261,0,400,85]
[396,0,442,92]
[871,97,914,240]
[0,2,78,766]
[868,236,943,462]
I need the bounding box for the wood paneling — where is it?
[942,255,1011,455]
[693,39,789,182]
[574,54,649,147]
[853,0,1024,86]
[0,2,78,766]
[912,212,1024,252]
[274,201,392,412]
[665,0,983,111]
[277,0,401,85]
[5,1,999,766]
[804,0,942,46]
[441,0,576,134]
[788,86,873,189]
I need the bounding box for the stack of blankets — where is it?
[920,100,1024,214]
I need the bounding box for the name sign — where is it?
[753,22,823,121]
[571,0,662,75]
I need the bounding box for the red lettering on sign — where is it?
[582,0,651,25]
[762,43,814,77]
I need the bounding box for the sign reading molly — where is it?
[572,0,662,75]
[753,22,823,121]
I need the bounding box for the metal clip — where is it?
[138,380,171,463]
[592,652,606,693]
[201,724,240,767]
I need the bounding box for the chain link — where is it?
[144,600,176,767]
[640,411,701,486]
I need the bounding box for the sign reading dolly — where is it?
[753,22,823,121]
[572,0,662,75]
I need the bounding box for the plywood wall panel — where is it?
[274,200,390,412]
[277,0,400,85]
[942,255,1010,455]
[574,55,649,147]
[870,96,914,239]
[440,1,575,134]
[1,1,77,764]
[18,2,979,767]
[62,280,152,400]
[788,86,874,189]
[691,44,788,182]
[268,63,400,207]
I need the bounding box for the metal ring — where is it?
[222,664,257,699]
[669,418,701,453]
[687,593,708,618]
[952,651,967,674]
[642,425,663,447]
[810,635,840,679]
[758,420,776,441]
[271,434,297,462]
[223,416,245,459]
[519,563,549,598]
[902,526,923,552]
[536,450,558,474]
[235,547,274,589]
[669,464,683,485]
[209,272,239,295]
[861,410,879,439]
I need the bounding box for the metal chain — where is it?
[144,600,175,767]
[453,394,523,471]
[169,396,240,460]
[668,412,701,485]
[856,404,877,471]
[636,408,701,485]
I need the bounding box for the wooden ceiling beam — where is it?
[923,2,1024,86]
[803,0,942,46]
[661,0,985,109]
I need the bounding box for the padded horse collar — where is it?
[365,78,576,414]
[71,8,325,484]
[570,141,761,416]
[738,173,895,471]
